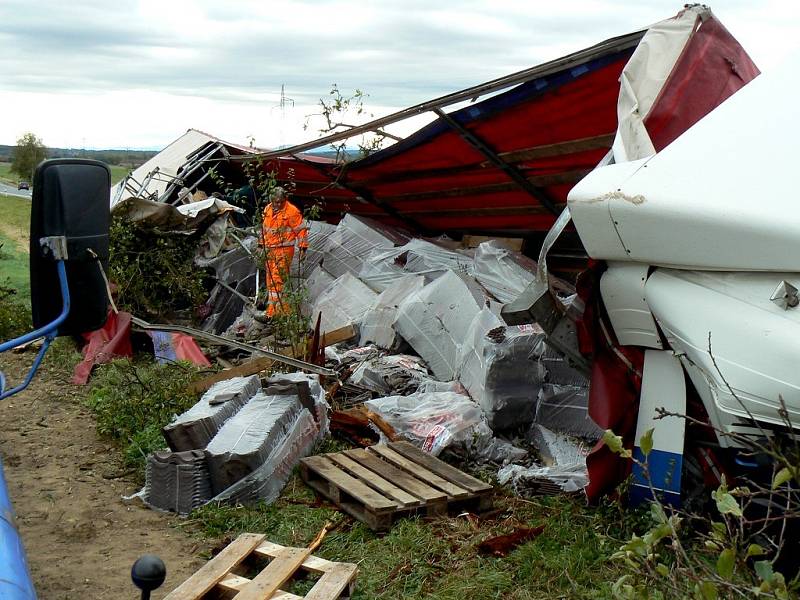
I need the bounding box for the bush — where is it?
[109,217,207,318]
[0,280,31,340]
[85,359,201,470]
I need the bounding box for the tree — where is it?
[11,132,47,182]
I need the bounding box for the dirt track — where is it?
[0,352,206,599]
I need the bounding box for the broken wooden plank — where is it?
[321,324,358,347]
[187,357,274,395]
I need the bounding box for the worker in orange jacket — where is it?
[259,186,308,319]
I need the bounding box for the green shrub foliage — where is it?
[109,217,207,318]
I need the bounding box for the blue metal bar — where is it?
[0,336,55,401]
[0,261,70,354]
[0,260,70,401]
[0,460,37,599]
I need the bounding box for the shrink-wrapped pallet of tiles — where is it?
[359,239,473,292]
[291,220,337,278]
[472,240,537,304]
[457,309,547,430]
[205,386,303,494]
[212,373,330,504]
[162,375,261,451]
[359,275,425,349]
[310,272,377,335]
[321,214,409,279]
[393,270,488,381]
[143,450,212,515]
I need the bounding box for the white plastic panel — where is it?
[600,262,662,349]
[645,269,800,428]
[636,350,686,456]
[567,159,647,260]
[604,54,800,271]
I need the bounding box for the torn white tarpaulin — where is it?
[612,5,701,162]
[393,270,489,381]
[457,308,547,430]
[111,196,244,231]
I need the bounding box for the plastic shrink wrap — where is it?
[457,309,547,430]
[473,240,537,304]
[310,272,377,335]
[348,354,429,395]
[358,239,473,292]
[393,270,488,381]
[205,388,302,493]
[163,375,261,451]
[321,214,409,279]
[359,275,425,349]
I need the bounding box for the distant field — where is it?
[0,162,14,183]
[0,161,130,186]
[0,193,32,303]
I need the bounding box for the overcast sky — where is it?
[1,1,797,150]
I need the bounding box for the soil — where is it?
[0,352,207,599]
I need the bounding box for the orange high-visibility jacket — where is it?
[260,201,309,249]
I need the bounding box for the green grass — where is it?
[184,466,648,599]
[0,161,130,185]
[0,194,31,303]
[0,161,14,183]
[108,164,129,184]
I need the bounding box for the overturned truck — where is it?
[115,5,788,507]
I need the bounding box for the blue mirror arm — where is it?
[0,260,71,400]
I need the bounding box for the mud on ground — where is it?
[0,352,207,599]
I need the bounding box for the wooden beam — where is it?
[433,107,560,215]
[321,324,358,347]
[376,169,589,204]
[492,132,615,164]
[187,357,274,395]
[401,204,566,217]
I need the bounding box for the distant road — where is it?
[0,181,32,199]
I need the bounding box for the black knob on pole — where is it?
[131,554,166,600]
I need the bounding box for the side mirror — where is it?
[30,159,111,335]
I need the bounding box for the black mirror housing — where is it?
[30,159,111,335]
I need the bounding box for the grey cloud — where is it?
[0,1,759,112]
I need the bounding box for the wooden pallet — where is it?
[163,533,358,600]
[300,441,493,531]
